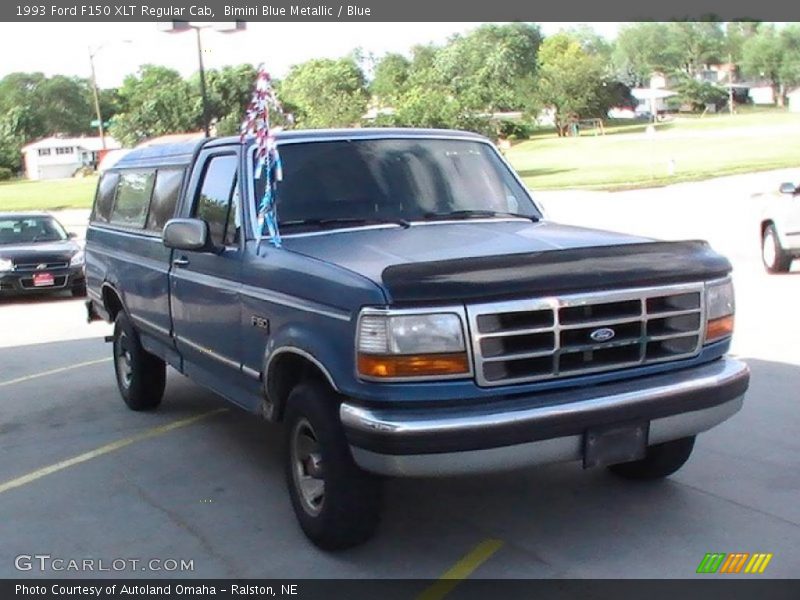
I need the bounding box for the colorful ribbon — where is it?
[241,65,284,248]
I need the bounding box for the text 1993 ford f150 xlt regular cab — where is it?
[85,129,749,549]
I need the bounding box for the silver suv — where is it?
[761,180,800,273]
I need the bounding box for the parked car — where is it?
[760,180,800,273]
[0,212,86,297]
[85,129,749,550]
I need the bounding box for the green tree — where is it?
[724,21,761,64]
[0,107,32,171]
[535,33,611,136]
[674,75,727,111]
[613,23,681,86]
[279,58,368,128]
[433,23,542,113]
[0,72,97,140]
[666,21,725,75]
[200,64,259,135]
[370,53,410,106]
[741,24,800,106]
[109,65,201,146]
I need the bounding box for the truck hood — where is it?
[282,220,731,304]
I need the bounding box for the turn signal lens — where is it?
[357,352,470,379]
[705,315,734,343]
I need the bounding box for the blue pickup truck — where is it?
[85,128,749,549]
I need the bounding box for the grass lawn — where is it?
[0,177,98,211]
[507,110,800,190]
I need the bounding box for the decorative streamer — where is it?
[240,64,284,248]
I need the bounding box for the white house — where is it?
[788,88,800,113]
[747,84,775,105]
[21,136,121,180]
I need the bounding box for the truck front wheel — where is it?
[112,312,165,411]
[762,223,793,273]
[283,381,382,550]
[607,436,695,480]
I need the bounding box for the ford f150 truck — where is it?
[85,129,749,550]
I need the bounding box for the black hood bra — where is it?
[381,240,732,304]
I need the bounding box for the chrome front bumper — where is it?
[340,357,749,477]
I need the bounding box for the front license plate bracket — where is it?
[583,421,649,469]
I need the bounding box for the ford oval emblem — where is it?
[589,327,616,342]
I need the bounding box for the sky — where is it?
[0,21,622,88]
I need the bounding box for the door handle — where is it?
[172,257,190,267]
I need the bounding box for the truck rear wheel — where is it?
[762,224,793,273]
[607,436,695,480]
[112,312,165,411]
[283,381,382,550]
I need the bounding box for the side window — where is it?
[92,172,119,223]
[110,170,155,228]
[146,168,184,232]
[195,155,238,247]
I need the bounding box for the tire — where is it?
[607,436,695,480]
[762,224,793,273]
[283,381,382,550]
[112,312,166,411]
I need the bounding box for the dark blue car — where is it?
[85,128,749,549]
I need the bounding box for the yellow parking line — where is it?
[0,357,112,388]
[417,539,504,600]
[0,408,227,495]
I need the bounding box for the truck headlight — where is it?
[0,258,12,272]
[70,250,85,267]
[356,310,470,379]
[704,279,734,343]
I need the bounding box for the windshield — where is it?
[0,216,68,245]
[257,138,539,231]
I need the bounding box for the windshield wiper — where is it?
[422,210,539,222]
[280,217,411,230]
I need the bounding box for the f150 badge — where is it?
[251,315,270,332]
[589,327,616,342]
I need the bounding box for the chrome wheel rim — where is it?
[290,418,325,517]
[763,231,777,269]
[115,331,133,389]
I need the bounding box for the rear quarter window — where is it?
[146,168,185,232]
[110,170,155,229]
[91,172,120,223]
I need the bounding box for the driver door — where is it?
[170,148,244,385]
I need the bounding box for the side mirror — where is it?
[68,232,78,239]
[163,218,216,253]
[779,182,798,195]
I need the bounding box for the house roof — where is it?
[21,136,121,153]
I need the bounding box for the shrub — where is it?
[497,119,534,141]
[0,167,12,181]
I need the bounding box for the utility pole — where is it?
[195,27,210,137]
[88,48,106,149]
[88,40,132,151]
[159,21,247,138]
[728,53,735,116]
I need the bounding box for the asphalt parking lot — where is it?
[1,169,799,580]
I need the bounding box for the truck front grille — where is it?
[467,283,705,387]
